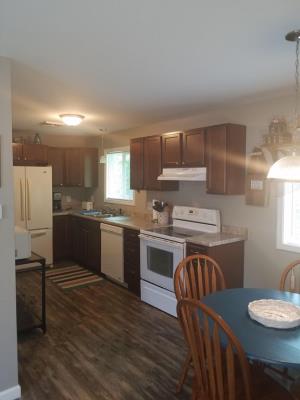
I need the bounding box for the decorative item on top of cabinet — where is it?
[124,228,140,296]
[161,129,205,168]
[186,240,244,289]
[245,147,269,206]
[205,123,246,194]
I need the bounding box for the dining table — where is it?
[201,288,300,369]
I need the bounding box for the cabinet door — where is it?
[161,132,182,168]
[182,129,205,167]
[206,124,246,195]
[206,125,228,194]
[70,217,81,263]
[124,228,140,296]
[53,215,71,262]
[13,143,23,164]
[22,144,48,165]
[83,148,98,188]
[130,138,144,190]
[143,136,178,191]
[88,226,101,273]
[143,136,163,190]
[64,148,84,187]
[48,147,65,187]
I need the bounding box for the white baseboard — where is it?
[0,385,21,400]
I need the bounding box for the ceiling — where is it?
[1,0,300,135]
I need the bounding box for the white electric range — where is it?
[139,206,221,316]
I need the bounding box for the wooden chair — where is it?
[280,260,300,292]
[177,298,294,400]
[174,254,226,393]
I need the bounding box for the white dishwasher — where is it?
[100,223,124,283]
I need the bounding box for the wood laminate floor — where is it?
[17,271,192,400]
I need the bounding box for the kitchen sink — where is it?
[79,210,113,218]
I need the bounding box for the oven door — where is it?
[139,234,185,292]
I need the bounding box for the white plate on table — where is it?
[248,299,300,329]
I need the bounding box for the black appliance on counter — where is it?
[53,192,62,211]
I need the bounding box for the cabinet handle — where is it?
[26,178,31,220]
[182,161,185,165]
[24,157,27,161]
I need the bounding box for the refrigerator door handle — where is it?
[30,229,48,238]
[26,178,31,221]
[20,178,25,221]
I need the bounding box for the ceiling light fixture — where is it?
[59,114,85,126]
[267,30,300,181]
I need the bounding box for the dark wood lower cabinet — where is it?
[186,241,244,288]
[124,228,140,296]
[53,215,71,262]
[55,216,101,274]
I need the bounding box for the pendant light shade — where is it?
[267,154,300,181]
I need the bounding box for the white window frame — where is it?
[277,182,300,253]
[104,146,135,206]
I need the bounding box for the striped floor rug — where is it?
[46,265,103,290]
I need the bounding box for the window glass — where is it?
[105,149,134,204]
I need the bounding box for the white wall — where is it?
[95,92,299,290]
[0,58,20,398]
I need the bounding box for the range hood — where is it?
[157,167,207,181]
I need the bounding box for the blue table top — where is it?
[201,288,300,368]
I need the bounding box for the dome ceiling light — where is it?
[267,30,300,181]
[59,114,85,126]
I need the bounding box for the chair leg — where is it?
[176,350,192,394]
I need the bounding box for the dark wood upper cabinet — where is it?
[161,132,182,168]
[205,124,246,194]
[143,136,178,191]
[64,148,84,187]
[182,128,205,167]
[12,143,23,163]
[161,129,205,168]
[48,147,65,186]
[13,143,48,165]
[83,148,99,188]
[130,138,144,190]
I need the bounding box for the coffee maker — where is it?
[53,192,62,212]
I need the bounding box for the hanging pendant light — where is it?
[99,132,106,164]
[267,30,300,181]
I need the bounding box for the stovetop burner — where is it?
[145,226,203,239]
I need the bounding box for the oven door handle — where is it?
[139,234,185,249]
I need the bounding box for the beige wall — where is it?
[0,58,20,396]
[95,92,299,289]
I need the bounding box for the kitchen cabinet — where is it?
[130,138,144,190]
[205,124,246,194]
[53,215,71,262]
[48,147,65,186]
[182,128,205,167]
[161,132,182,168]
[64,148,84,187]
[186,241,244,289]
[64,148,98,188]
[142,136,178,191]
[162,129,205,168]
[124,228,140,296]
[13,143,48,166]
[70,216,101,273]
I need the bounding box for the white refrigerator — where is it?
[13,166,53,265]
